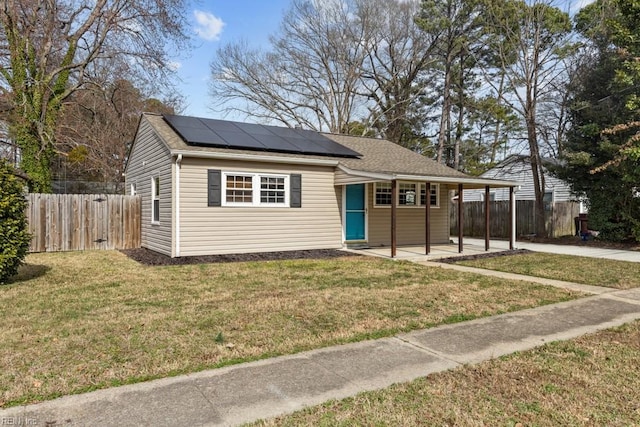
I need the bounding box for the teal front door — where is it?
[345,184,366,240]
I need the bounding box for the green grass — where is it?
[457,252,640,288]
[253,321,640,426]
[0,250,580,407]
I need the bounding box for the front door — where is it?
[345,184,366,241]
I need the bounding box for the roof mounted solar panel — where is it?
[163,114,361,158]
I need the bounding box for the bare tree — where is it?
[358,0,440,145]
[0,0,190,191]
[55,77,178,193]
[210,0,369,133]
[482,0,573,237]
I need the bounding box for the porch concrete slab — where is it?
[345,244,507,262]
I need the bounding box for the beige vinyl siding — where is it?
[124,117,173,256]
[178,158,342,255]
[367,183,450,246]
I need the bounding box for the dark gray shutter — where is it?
[290,174,302,208]
[208,169,222,207]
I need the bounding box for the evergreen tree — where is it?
[557,0,640,241]
[0,160,30,284]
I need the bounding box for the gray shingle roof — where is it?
[324,133,470,178]
[141,113,515,187]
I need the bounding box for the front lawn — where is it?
[255,321,640,426]
[0,250,580,407]
[457,252,640,289]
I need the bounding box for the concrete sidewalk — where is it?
[3,286,640,427]
[461,237,640,262]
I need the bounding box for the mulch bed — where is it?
[435,249,533,264]
[120,247,358,266]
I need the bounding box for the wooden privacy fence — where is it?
[26,194,141,252]
[450,200,580,238]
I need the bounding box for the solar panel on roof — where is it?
[163,114,361,158]
[201,118,242,133]
[213,130,266,150]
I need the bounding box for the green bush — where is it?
[0,160,31,284]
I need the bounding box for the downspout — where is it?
[175,154,182,257]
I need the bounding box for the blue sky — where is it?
[175,1,291,119]
[175,0,592,120]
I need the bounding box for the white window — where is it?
[130,183,137,196]
[151,176,159,223]
[225,174,253,204]
[260,176,286,204]
[375,182,439,207]
[420,183,440,207]
[374,182,392,206]
[399,183,417,206]
[222,172,289,206]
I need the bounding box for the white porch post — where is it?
[510,186,516,250]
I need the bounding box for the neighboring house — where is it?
[124,113,517,257]
[462,155,585,237]
[464,155,584,210]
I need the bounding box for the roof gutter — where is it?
[171,149,341,167]
[393,174,520,188]
[337,165,520,188]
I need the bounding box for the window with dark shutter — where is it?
[208,169,222,206]
[290,174,301,208]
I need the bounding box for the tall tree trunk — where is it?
[490,73,506,164]
[437,56,453,164]
[526,106,547,237]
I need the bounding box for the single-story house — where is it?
[124,113,518,258]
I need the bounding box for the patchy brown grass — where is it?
[457,252,640,289]
[255,321,640,426]
[0,250,579,407]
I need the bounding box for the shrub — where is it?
[0,160,31,284]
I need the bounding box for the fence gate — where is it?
[26,194,141,252]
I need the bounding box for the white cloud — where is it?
[168,61,182,71]
[193,10,225,41]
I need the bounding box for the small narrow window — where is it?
[130,183,137,196]
[151,177,160,223]
[543,190,553,211]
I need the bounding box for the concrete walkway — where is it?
[462,237,640,263]
[3,282,640,426]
